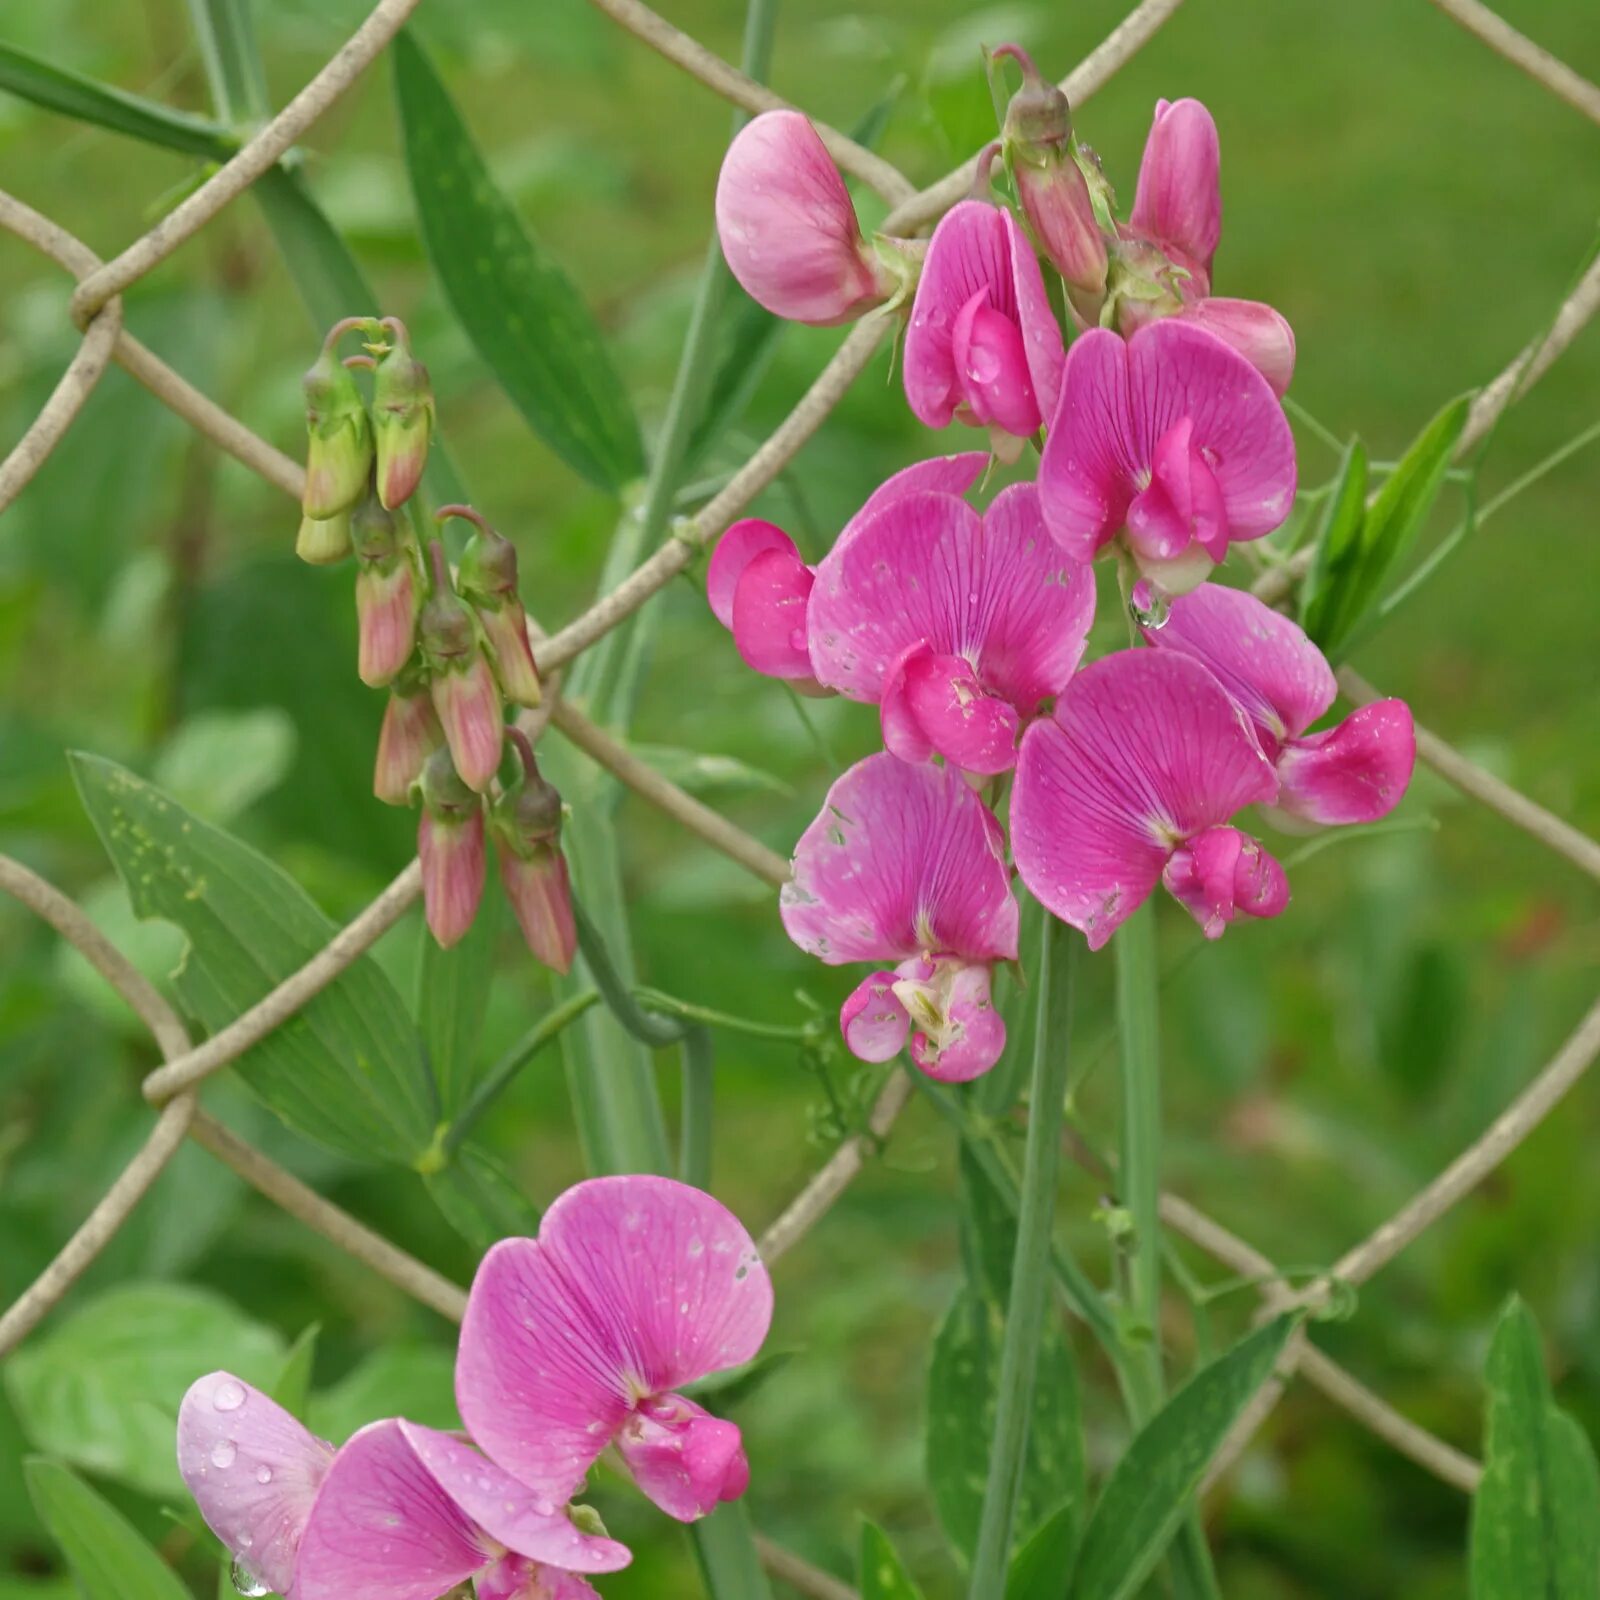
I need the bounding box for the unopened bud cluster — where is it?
[293,317,574,971]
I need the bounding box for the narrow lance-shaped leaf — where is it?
[25,1459,192,1600]
[860,1521,927,1600]
[416,890,499,1120]
[1471,1296,1600,1599]
[1006,1500,1080,1600]
[1297,435,1368,647]
[72,752,439,1166]
[392,29,644,492]
[1070,1314,1298,1600]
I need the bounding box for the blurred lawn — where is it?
[0,0,1597,1596]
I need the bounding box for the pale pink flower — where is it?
[781,753,1019,1080]
[1038,318,1296,595]
[176,1375,628,1600]
[806,483,1094,774]
[1011,649,1290,948]
[1142,583,1416,824]
[456,1176,773,1525]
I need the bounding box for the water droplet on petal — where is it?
[211,1441,237,1469]
[229,1558,269,1598]
[212,1379,246,1413]
[255,1467,272,1485]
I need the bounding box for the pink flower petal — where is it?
[706,520,801,631]
[394,1423,631,1574]
[456,1177,771,1507]
[478,1557,602,1600]
[1004,206,1065,420]
[176,1374,334,1598]
[846,452,989,540]
[894,646,1022,775]
[1275,699,1415,824]
[1146,581,1335,743]
[951,287,1039,436]
[1185,297,1296,397]
[1011,650,1279,949]
[1131,98,1222,272]
[1162,824,1289,939]
[616,1393,749,1523]
[715,111,887,326]
[880,644,940,766]
[293,1420,490,1600]
[780,752,1019,965]
[908,963,1007,1083]
[730,546,816,679]
[840,971,912,1061]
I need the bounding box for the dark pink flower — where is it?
[1130,97,1221,277]
[1038,318,1296,594]
[904,200,1064,455]
[716,111,894,327]
[781,753,1018,1080]
[176,1374,628,1600]
[1142,583,1416,824]
[706,453,989,684]
[1011,650,1289,948]
[418,749,486,949]
[456,1176,773,1525]
[806,483,1094,774]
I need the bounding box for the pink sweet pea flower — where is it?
[706,453,989,684]
[1011,650,1290,948]
[1130,97,1221,276]
[456,1176,773,1525]
[1141,583,1416,824]
[903,198,1064,458]
[176,1374,628,1600]
[781,753,1019,1080]
[716,111,894,327]
[1038,318,1296,596]
[806,483,1094,774]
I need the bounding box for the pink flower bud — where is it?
[419,541,504,792]
[716,110,894,327]
[372,318,434,511]
[1184,297,1296,397]
[449,507,542,709]
[1130,97,1222,274]
[417,748,486,948]
[352,498,419,687]
[295,509,353,566]
[301,338,373,520]
[492,730,575,975]
[373,680,443,805]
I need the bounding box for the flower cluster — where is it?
[178,1177,772,1600]
[292,318,574,971]
[714,70,1417,1080]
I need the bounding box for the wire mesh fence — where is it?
[2,0,1598,1586]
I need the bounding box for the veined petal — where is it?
[1275,699,1415,824]
[616,1393,749,1522]
[1131,98,1222,271]
[1003,205,1065,420]
[1162,824,1289,938]
[730,547,816,679]
[1146,581,1335,742]
[478,1556,602,1600]
[706,520,802,631]
[893,646,1022,775]
[780,752,1019,965]
[843,452,990,545]
[1011,650,1279,949]
[907,963,1006,1083]
[456,1177,771,1505]
[176,1373,333,1598]
[1185,297,1296,398]
[840,970,912,1062]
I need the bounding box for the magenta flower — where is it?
[806,483,1094,774]
[456,1176,773,1525]
[1113,98,1295,396]
[904,199,1064,456]
[1142,583,1416,824]
[716,111,894,327]
[176,1374,628,1600]
[781,753,1019,1080]
[706,453,988,684]
[1012,649,1290,948]
[1038,318,1296,595]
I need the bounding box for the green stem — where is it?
[678,1027,715,1189]
[1114,902,1162,1378]
[967,915,1076,1596]
[442,991,599,1158]
[1282,394,1346,458]
[632,987,816,1043]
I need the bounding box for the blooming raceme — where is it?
[781,754,1019,1079]
[177,1178,769,1599]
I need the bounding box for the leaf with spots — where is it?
[860,1520,926,1599]
[393,30,644,493]
[71,753,438,1165]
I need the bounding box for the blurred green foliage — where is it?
[0,0,1596,1595]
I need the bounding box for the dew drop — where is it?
[211,1441,237,1469]
[229,1558,269,1598]
[255,1467,272,1485]
[212,1379,246,1413]
[1129,578,1170,630]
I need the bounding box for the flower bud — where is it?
[419,542,503,793]
[372,318,434,511]
[417,747,485,948]
[491,730,575,975]
[295,509,353,566]
[996,45,1107,314]
[449,507,541,709]
[352,497,419,687]
[301,338,373,520]
[373,677,443,805]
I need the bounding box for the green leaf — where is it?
[1006,1499,1080,1600]
[270,1324,320,1422]
[0,41,232,160]
[71,753,439,1165]
[417,892,499,1121]
[424,1140,542,1253]
[689,1502,774,1600]
[1297,435,1368,646]
[628,742,794,799]
[6,1284,283,1500]
[152,708,297,825]
[24,1460,190,1600]
[308,1346,459,1443]
[1471,1297,1600,1598]
[392,30,643,492]
[1070,1314,1297,1600]
[860,1520,927,1599]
